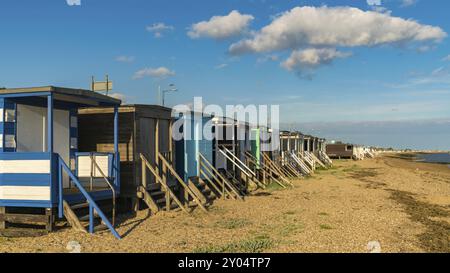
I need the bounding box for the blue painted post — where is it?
[89,204,94,234]
[113,107,120,189]
[58,161,63,218]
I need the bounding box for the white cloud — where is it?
[66,0,81,6]
[146,23,174,38]
[281,48,352,76]
[229,6,446,55]
[282,48,351,70]
[401,0,418,7]
[109,93,127,104]
[442,55,450,62]
[188,10,254,39]
[367,0,382,6]
[133,67,176,80]
[214,63,228,70]
[115,55,135,63]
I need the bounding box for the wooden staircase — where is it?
[218,147,265,190]
[139,153,209,215]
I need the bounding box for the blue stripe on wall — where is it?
[0,200,53,208]
[0,174,51,186]
[0,152,52,160]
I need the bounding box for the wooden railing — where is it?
[198,153,244,201]
[58,156,121,239]
[140,153,208,213]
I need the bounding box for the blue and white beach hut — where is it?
[0,86,121,238]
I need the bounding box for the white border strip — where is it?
[0,186,51,201]
[0,160,51,174]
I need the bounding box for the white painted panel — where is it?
[0,160,50,174]
[77,155,110,178]
[5,135,16,148]
[0,186,51,201]
[16,104,71,187]
[0,108,3,122]
[54,109,70,188]
[16,105,46,153]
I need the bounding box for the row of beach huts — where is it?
[0,86,376,239]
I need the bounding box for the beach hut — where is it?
[210,116,249,197]
[78,105,182,213]
[326,142,358,159]
[0,86,121,238]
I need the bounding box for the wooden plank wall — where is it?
[78,112,135,195]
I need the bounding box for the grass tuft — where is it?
[193,235,274,253]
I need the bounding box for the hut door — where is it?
[139,118,156,186]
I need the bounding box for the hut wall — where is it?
[326,144,354,159]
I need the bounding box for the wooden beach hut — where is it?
[77,104,183,214]
[0,86,121,238]
[326,142,357,159]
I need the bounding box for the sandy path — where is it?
[0,155,449,253]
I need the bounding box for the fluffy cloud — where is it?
[281,48,352,71]
[146,23,174,38]
[229,6,446,55]
[367,0,382,6]
[188,10,254,39]
[66,0,81,6]
[115,55,135,63]
[214,63,228,70]
[133,67,175,80]
[442,55,450,62]
[401,0,418,7]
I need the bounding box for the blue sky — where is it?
[0,0,449,150]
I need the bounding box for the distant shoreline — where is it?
[390,152,450,165]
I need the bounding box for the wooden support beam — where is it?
[0,207,5,230]
[45,208,54,232]
[138,186,159,213]
[199,153,242,200]
[63,201,87,233]
[141,155,190,214]
[157,153,208,213]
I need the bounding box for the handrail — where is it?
[140,154,190,214]
[90,153,116,226]
[219,149,255,177]
[157,153,208,212]
[290,152,312,174]
[259,152,293,186]
[244,153,285,188]
[198,153,243,200]
[57,156,121,239]
[223,147,256,176]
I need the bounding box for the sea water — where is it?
[416,153,450,166]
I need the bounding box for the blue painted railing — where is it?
[57,156,121,239]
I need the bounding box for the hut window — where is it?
[5,109,15,122]
[70,138,78,149]
[346,145,352,151]
[4,135,16,148]
[70,116,78,128]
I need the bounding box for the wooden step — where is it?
[0,228,48,238]
[149,190,166,197]
[70,202,90,210]
[0,213,50,225]
[78,213,101,222]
